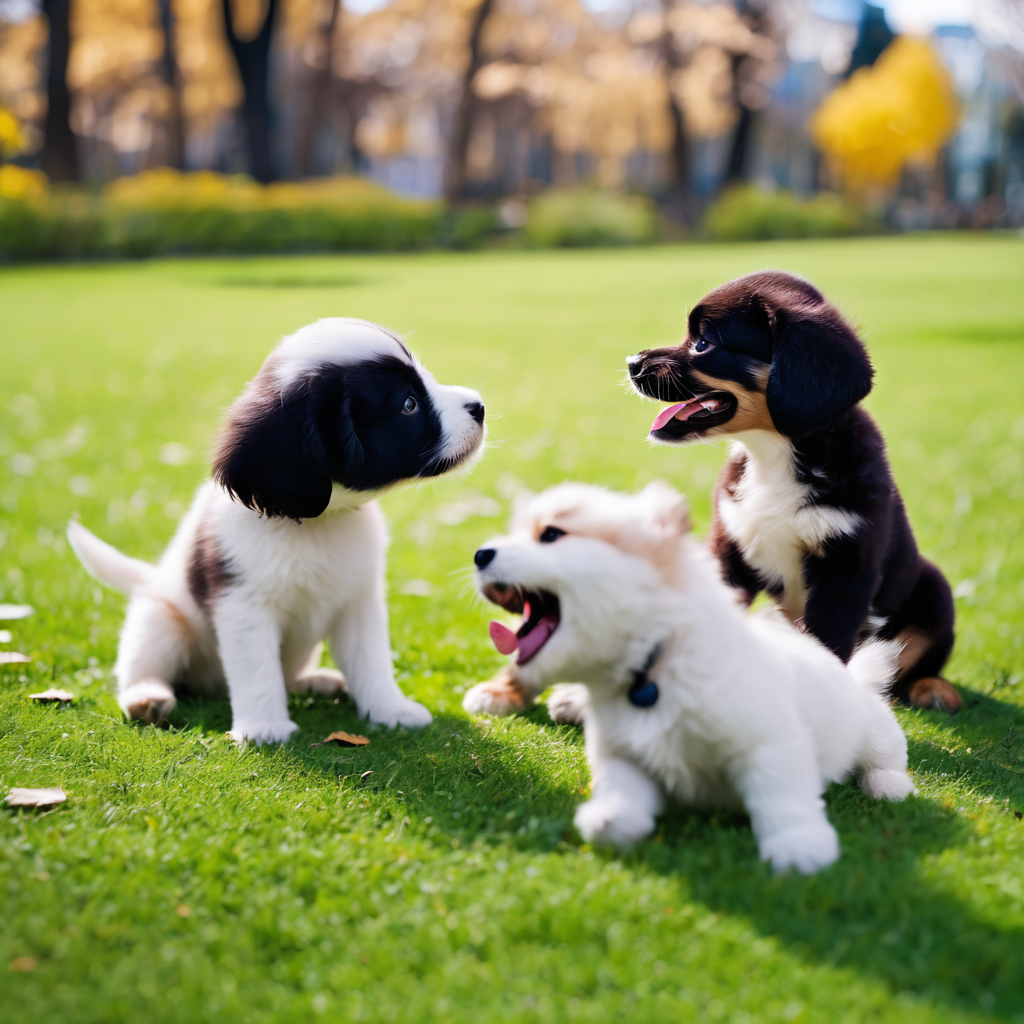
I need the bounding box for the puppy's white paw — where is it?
[574,798,656,849]
[759,822,840,876]
[860,768,916,801]
[229,719,299,745]
[462,669,529,716]
[289,669,348,696]
[546,684,588,726]
[119,679,176,724]
[365,698,432,729]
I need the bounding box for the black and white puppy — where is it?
[628,270,959,713]
[68,318,486,742]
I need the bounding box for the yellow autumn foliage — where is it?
[0,163,47,200]
[0,106,27,159]
[810,36,959,190]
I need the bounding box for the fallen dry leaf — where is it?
[322,731,370,747]
[0,652,31,665]
[8,956,38,972]
[0,604,33,620]
[5,787,67,808]
[28,688,74,703]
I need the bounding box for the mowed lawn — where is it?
[1,235,1023,1024]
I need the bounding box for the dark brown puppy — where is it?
[628,270,959,713]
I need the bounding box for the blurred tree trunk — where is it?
[445,0,496,204]
[722,51,753,186]
[659,0,691,218]
[296,0,341,179]
[156,0,186,170]
[40,0,78,182]
[722,1,768,187]
[221,0,280,183]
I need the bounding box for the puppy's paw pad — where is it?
[860,768,916,801]
[908,677,961,714]
[229,719,299,745]
[367,699,432,729]
[760,823,840,876]
[292,669,348,696]
[119,680,176,724]
[546,684,588,725]
[462,680,526,716]
[574,800,654,849]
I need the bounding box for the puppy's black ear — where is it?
[323,394,366,489]
[214,381,335,520]
[766,307,873,438]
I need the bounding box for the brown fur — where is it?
[187,526,235,614]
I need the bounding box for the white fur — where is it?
[718,431,862,620]
[69,320,484,743]
[476,482,913,875]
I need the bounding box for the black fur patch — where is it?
[213,355,445,520]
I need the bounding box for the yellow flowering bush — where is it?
[810,37,960,190]
[0,164,47,201]
[1,168,444,260]
[0,107,27,160]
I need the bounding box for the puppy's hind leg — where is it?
[285,642,348,697]
[857,698,916,802]
[114,594,187,724]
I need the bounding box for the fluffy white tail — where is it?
[67,520,155,595]
[848,638,901,695]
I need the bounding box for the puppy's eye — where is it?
[694,336,714,353]
[539,526,566,543]
[401,396,419,415]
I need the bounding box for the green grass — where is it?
[1,235,1023,1023]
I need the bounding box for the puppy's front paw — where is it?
[546,684,588,725]
[574,799,655,849]
[366,698,432,729]
[119,679,176,724]
[759,822,840,875]
[229,719,299,745]
[463,666,532,716]
[860,768,916,801]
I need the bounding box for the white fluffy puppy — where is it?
[473,482,914,874]
[69,318,486,744]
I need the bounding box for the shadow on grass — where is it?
[169,690,1023,1020]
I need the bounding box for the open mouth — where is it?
[481,583,561,666]
[650,391,737,440]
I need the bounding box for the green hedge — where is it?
[525,188,660,247]
[702,185,873,241]
[0,168,443,261]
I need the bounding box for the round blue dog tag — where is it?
[628,676,659,708]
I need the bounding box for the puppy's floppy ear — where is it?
[765,304,873,438]
[634,482,690,582]
[214,378,341,520]
[641,481,690,539]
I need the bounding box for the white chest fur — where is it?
[717,432,861,619]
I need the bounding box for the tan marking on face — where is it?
[532,504,690,585]
[689,367,775,435]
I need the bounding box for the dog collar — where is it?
[627,642,662,708]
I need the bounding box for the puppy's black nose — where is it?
[465,401,485,425]
[627,354,646,380]
[474,548,496,569]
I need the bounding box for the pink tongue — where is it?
[651,399,708,432]
[516,616,558,665]
[489,620,519,655]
